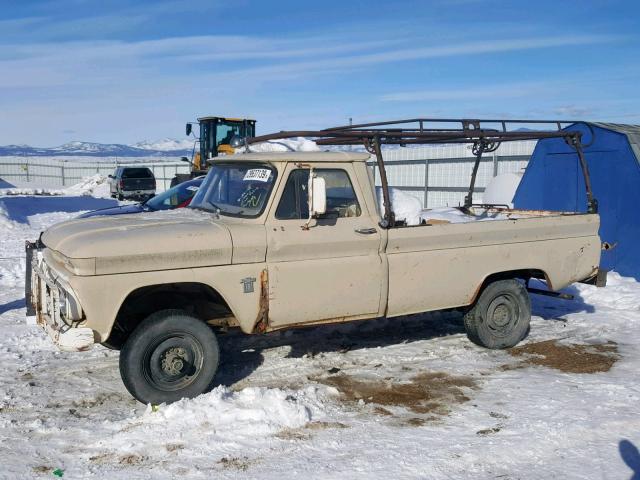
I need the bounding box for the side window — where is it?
[275,169,361,220]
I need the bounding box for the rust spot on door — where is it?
[253,269,269,333]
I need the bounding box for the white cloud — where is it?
[0,26,630,144]
[379,83,554,102]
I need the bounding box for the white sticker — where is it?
[243,168,271,182]
[185,186,200,192]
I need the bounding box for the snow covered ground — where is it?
[1,190,639,479]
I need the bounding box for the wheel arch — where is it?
[469,268,548,305]
[104,281,239,350]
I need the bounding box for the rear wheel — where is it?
[119,309,220,404]
[464,279,531,349]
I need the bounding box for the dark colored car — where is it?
[80,178,203,218]
[109,166,156,200]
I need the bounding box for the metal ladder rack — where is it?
[244,118,597,227]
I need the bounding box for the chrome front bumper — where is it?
[27,244,94,352]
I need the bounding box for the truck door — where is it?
[265,163,383,327]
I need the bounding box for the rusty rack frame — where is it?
[244,118,597,228]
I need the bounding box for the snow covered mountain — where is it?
[131,138,195,151]
[0,139,193,157]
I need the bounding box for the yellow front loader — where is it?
[172,116,256,186]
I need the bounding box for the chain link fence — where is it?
[0,157,191,192]
[370,141,536,208]
[1,141,537,204]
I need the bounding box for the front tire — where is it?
[464,279,531,349]
[119,309,220,404]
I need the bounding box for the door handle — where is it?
[354,227,377,235]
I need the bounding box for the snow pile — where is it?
[1,187,65,196]
[63,174,111,198]
[574,272,640,311]
[0,258,24,287]
[1,174,110,198]
[240,137,320,153]
[0,204,23,287]
[419,206,524,224]
[376,187,423,225]
[373,186,532,226]
[482,172,523,208]
[0,202,16,230]
[136,386,325,435]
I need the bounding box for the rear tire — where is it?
[119,309,220,404]
[464,279,531,349]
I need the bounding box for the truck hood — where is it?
[41,209,232,275]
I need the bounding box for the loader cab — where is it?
[188,117,256,173]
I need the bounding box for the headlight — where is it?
[59,289,83,324]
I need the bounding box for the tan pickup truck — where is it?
[26,121,603,404]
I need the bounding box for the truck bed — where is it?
[385,210,601,317]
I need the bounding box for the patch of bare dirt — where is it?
[405,417,426,427]
[90,451,147,467]
[89,453,116,464]
[508,340,619,374]
[373,406,393,416]
[165,443,185,452]
[118,454,147,465]
[316,371,476,415]
[276,420,349,440]
[32,466,53,474]
[276,428,311,441]
[72,392,125,408]
[217,456,258,471]
[306,421,348,430]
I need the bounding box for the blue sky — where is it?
[0,0,638,146]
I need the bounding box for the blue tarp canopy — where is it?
[513,122,640,280]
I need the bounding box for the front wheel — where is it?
[463,279,531,349]
[119,310,220,404]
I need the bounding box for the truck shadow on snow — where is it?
[0,298,25,315]
[0,196,118,224]
[215,311,467,387]
[216,287,598,388]
[529,281,596,319]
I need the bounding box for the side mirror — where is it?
[309,175,326,216]
[180,156,191,163]
[186,123,192,136]
[108,174,114,179]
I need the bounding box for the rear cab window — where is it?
[122,168,154,179]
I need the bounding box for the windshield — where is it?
[189,163,277,217]
[145,179,202,211]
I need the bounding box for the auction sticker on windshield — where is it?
[243,169,271,182]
